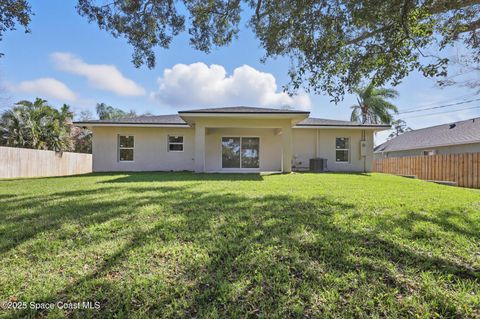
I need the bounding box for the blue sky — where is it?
[1,0,478,144]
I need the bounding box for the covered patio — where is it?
[178,109,309,173]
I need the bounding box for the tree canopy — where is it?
[95,103,137,120]
[0,99,143,153]
[388,119,412,139]
[0,0,31,57]
[3,1,480,101]
[0,98,74,152]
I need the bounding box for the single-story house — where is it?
[375,117,480,158]
[74,106,389,173]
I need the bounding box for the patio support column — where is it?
[281,125,292,173]
[194,124,206,173]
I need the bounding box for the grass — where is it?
[0,172,479,318]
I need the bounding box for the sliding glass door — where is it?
[241,137,260,168]
[221,137,241,168]
[222,137,259,169]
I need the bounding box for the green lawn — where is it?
[0,172,479,318]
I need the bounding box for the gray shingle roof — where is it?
[74,114,188,125]
[178,106,309,114]
[297,117,390,127]
[375,117,480,153]
[74,107,389,128]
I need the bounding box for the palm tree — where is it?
[0,98,74,151]
[350,84,399,124]
[0,108,29,148]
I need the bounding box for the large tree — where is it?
[0,98,74,151]
[0,0,31,57]
[350,84,399,124]
[3,1,480,101]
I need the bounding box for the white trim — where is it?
[77,122,388,130]
[179,113,307,118]
[294,125,389,130]
[75,123,191,128]
[221,136,260,170]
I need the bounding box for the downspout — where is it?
[363,130,368,172]
[362,129,366,173]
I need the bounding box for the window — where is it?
[222,137,259,169]
[423,150,437,156]
[118,135,134,161]
[335,137,350,163]
[168,135,184,152]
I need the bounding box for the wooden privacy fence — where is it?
[0,146,92,179]
[373,152,480,188]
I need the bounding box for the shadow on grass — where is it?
[293,171,373,177]
[1,177,478,318]
[99,171,265,183]
[375,209,480,241]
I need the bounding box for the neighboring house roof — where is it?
[296,117,390,128]
[178,106,309,114]
[375,117,480,153]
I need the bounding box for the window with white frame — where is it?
[335,137,350,162]
[168,135,184,152]
[118,135,134,161]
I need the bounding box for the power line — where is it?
[399,92,478,111]
[398,98,480,114]
[402,105,480,119]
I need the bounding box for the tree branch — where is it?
[255,0,262,20]
[345,24,394,45]
[463,18,480,33]
[428,0,480,15]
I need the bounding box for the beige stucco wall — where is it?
[204,128,282,172]
[376,142,480,158]
[292,128,375,172]
[91,124,375,172]
[92,126,195,172]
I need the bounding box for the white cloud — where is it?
[51,52,145,97]
[5,77,77,102]
[151,63,311,110]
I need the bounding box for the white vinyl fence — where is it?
[0,146,92,179]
